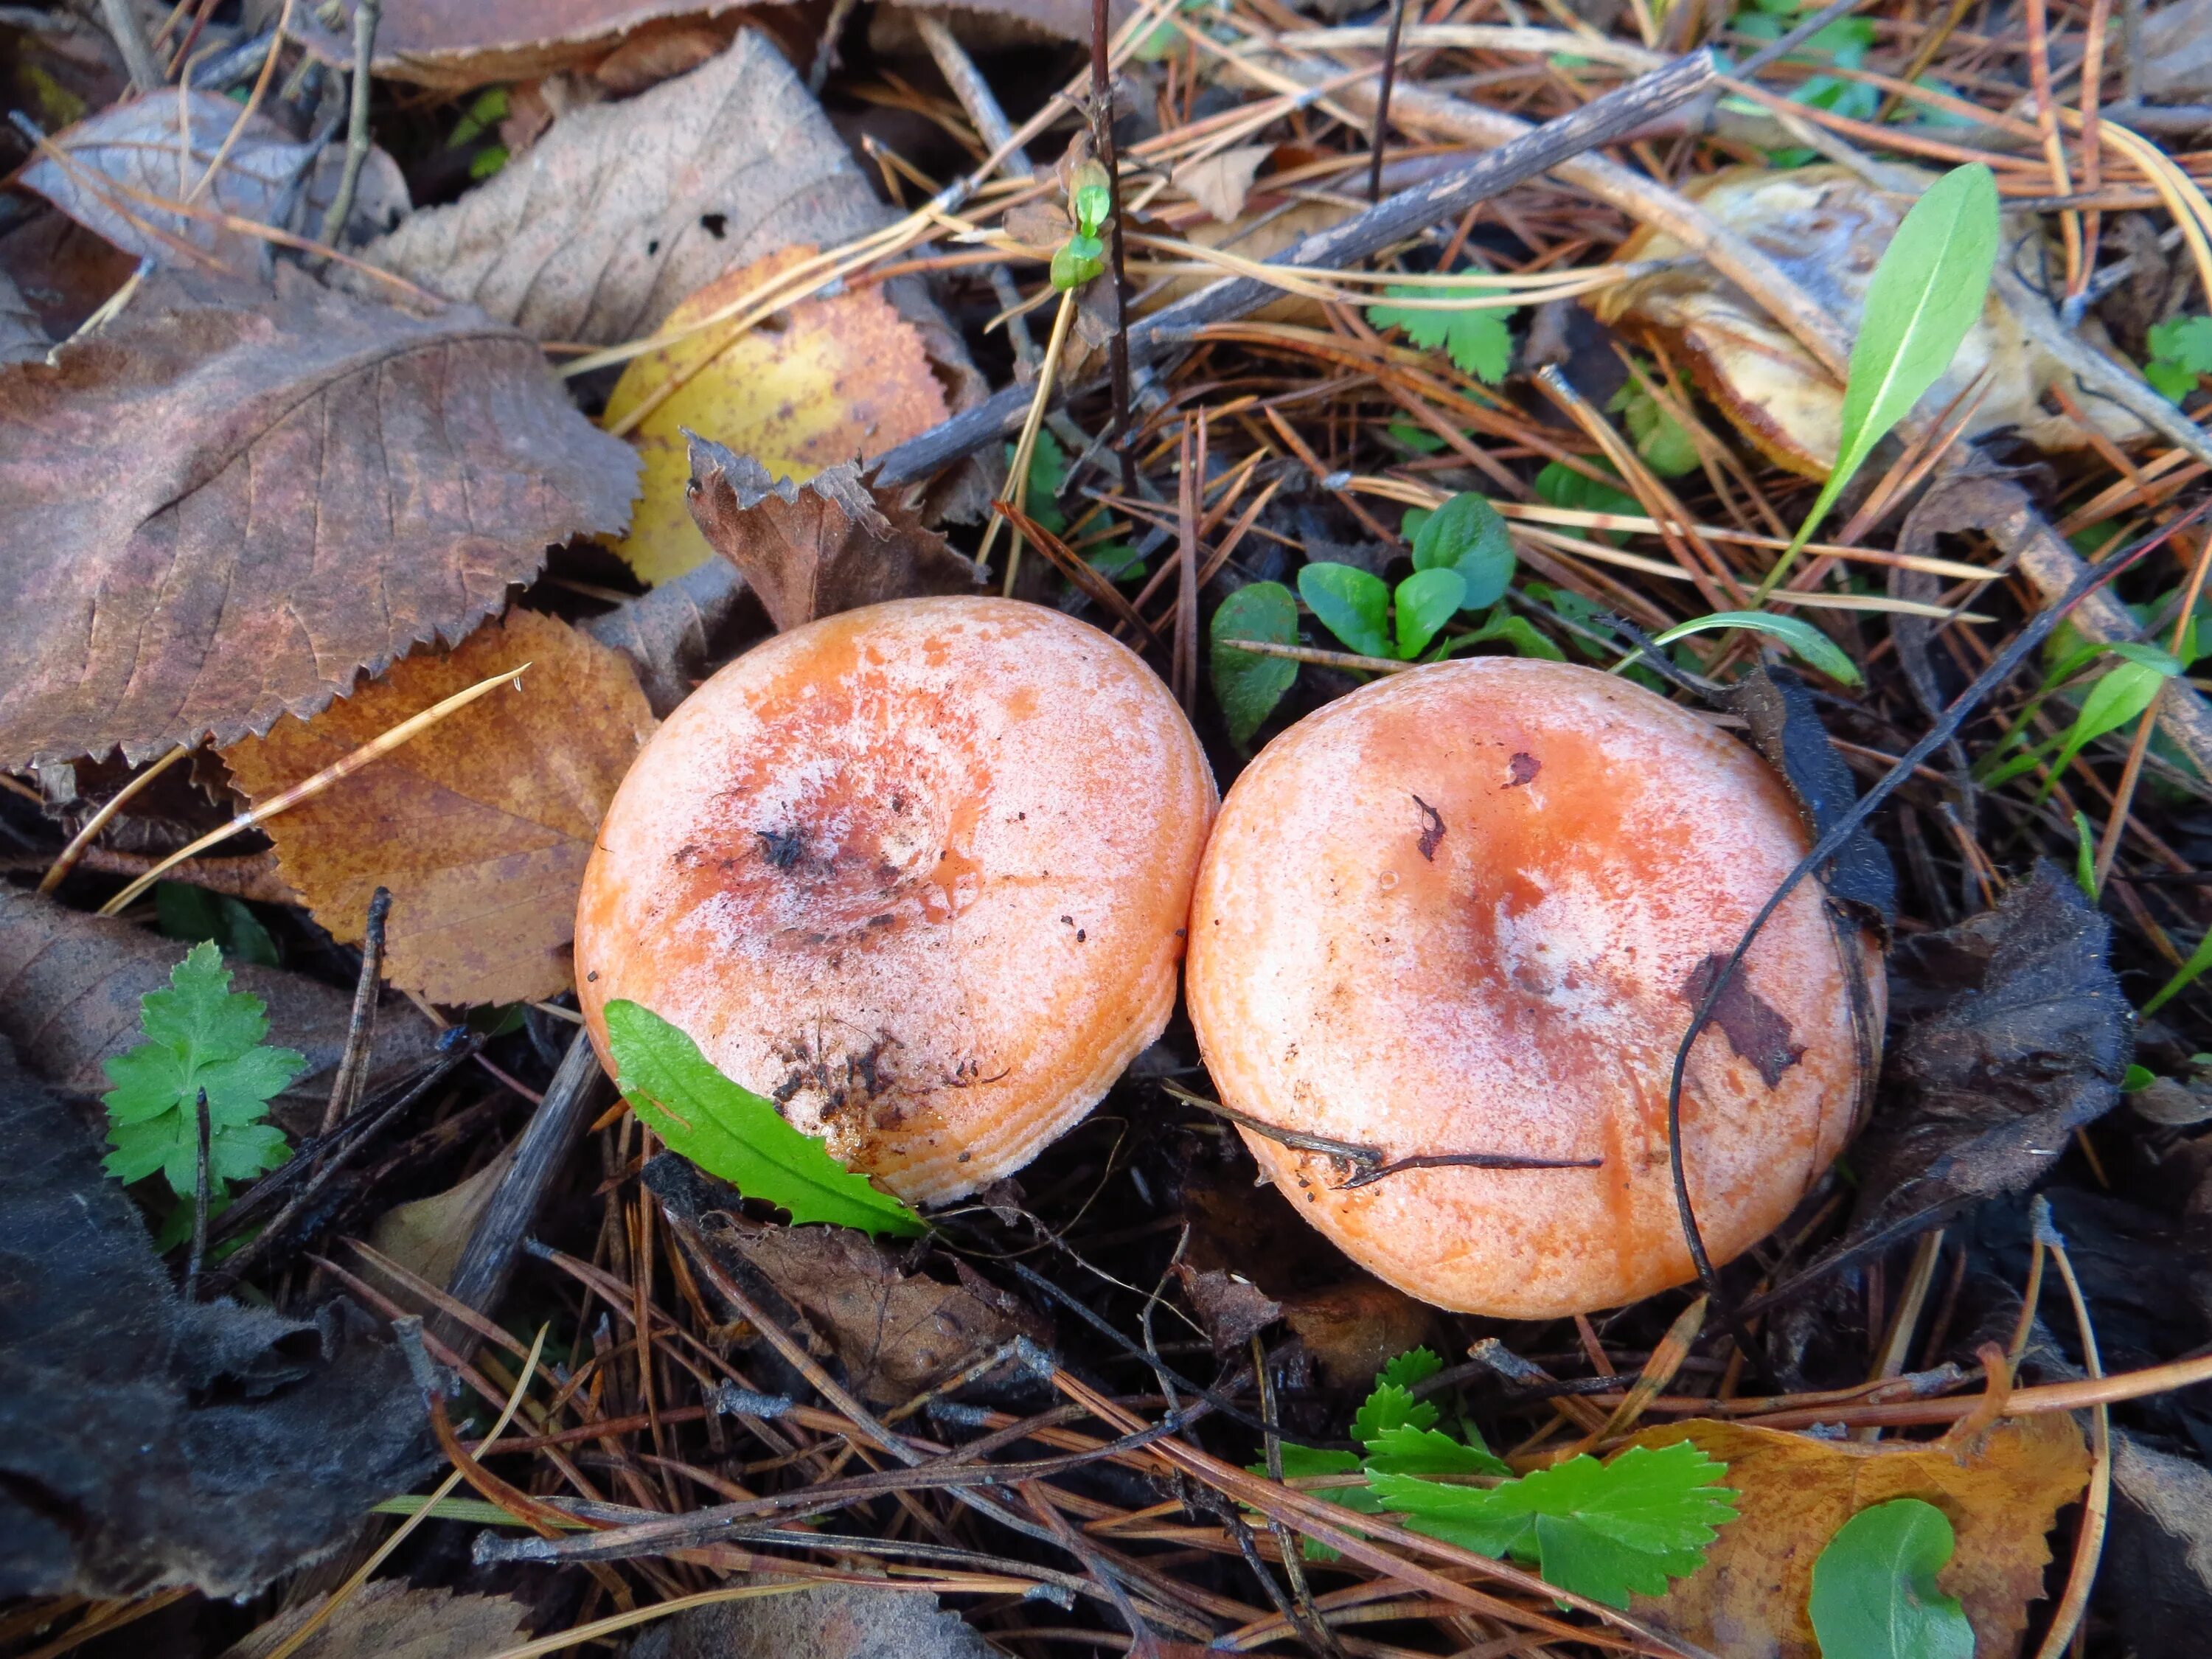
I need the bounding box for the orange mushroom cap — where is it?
[1186,658,1882,1318]
[576,597,1217,1206]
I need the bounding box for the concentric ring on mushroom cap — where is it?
[1186,657,1882,1318]
[576,597,1217,1206]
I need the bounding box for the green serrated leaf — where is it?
[1364,1424,1509,1478]
[1764,164,2000,596]
[1372,1441,1739,1609]
[1377,1348,1444,1391]
[1808,1500,1975,1659]
[101,941,302,1200]
[1353,1382,1440,1447]
[1368,282,1517,384]
[605,1001,925,1236]
[1298,563,1392,658]
[1211,581,1300,747]
[1394,568,1466,659]
[2149,315,2212,375]
[1650,611,1863,687]
[1410,493,1516,610]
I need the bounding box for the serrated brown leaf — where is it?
[1626,1415,2090,1659]
[608,246,956,583]
[0,267,637,772]
[296,0,748,91]
[0,886,443,1135]
[21,90,408,278]
[344,32,890,347]
[684,437,981,630]
[223,1580,529,1659]
[222,609,655,1007]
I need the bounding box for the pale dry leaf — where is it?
[221,609,656,1007]
[223,1579,530,1659]
[1599,164,2146,476]
[608,246,954,583]
[2143,0,2212,102]
[21,90,408,277]
[292,0,749,91]
[0,269,45,364]
[365,1144,517,1289]
[1626,1415,2090,1659]
[0,885,443,1135]
[2107,1430,2212,1658]
[580,556,760,715]
[1175,145,1272,225]
[684,436,981,628]
[345,32,890,346]
[0,267,637,772]
[632,1583,997,1659]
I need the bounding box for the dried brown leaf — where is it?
[223,1580,530,1659]
[876,0,1133,48]
[1175,145,1271,224]
[345,32,890,346]
[0,885,442,1136]
[296,0,749,91]
[0,210,136,339]
[684,437,981,630]
[221,609,655,1007]
[580,556,761,716]
[608,246,956,583]
[1278,1281,1442,1391]
[21,90,408,277]
[0,269,44,364]
[632,1583,996,1659]
[365,1145,517,1289]
[1177,1265,1283,1357]
[1627,1415,2090,1659]
[0,268,637,771]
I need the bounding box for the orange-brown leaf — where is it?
[222,609,654,1007]
[1626,1415,2090,1658]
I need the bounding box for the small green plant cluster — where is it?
[1008,429,1140,580]
[447,86,511,181]
[2143,316,2212,403]
[605,1001,925,1236]
[1051,161,1115,293]
[1367,283,1517,385]
[102,941,301,1206]
[1731,0,1879,164]
[1255,1349,1739,1608]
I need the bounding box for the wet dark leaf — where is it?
[1177,1265,1283,1357]
[2104,1431,2212,1659]
[0,1034,435,1599]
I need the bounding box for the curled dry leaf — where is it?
[347,32,890,347]
[608,248,956,584]
[1626,1415,2090,1659]
[684,436,981,630]
[650,1155,1051,1406]
[1843,860,2132,1253]
[0,1036,436,1599]
[0,267,636,772]
[0,885,442,1135]
[364,1144,517,1290]
[632,1583,998,1659]
[1597,164,2148,476]
[21,90,409,277]
[221,1581,529,1659]
[222,608,655,1008]
[1178,1265,1284,1357]
[296,0,748,91]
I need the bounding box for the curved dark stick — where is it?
[1662,500,2212,1332]
[1366,0,1414,203]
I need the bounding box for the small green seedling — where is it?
[1759,164,2001,599]
[1608,377,1700,477]
[1807,1500,1974,1659]
[1051,161,1114,291]
[102,940,301,1203]
[1210,580,1300,748]
[605,1001,925,1236]
[1253,1347,1738,1606]
[1642,611,1864,688]
[1298,562,1462,661]
[1367,281,1518,385]
[2144,316,2212,403]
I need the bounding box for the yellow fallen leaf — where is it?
[223,608,655,1006]
[1627,1414,2090,1659]
[603,245,952,585]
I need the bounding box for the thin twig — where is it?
[316,0,380,250]
[98,0,164,93]
[1366,0,1414,202]
[320,886,390,1135]
[1093,0,1138,493]
[185,1088,212,1299]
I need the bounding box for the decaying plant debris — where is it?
[9,1,2212,1657]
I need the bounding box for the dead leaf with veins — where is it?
[222,1581,529,1659]
[0,267,636,773]
[1596,164,2147,476]
[294,0,750,91]
[221,609,655,1008]
[1627,1415,2090,1659]
[21,91,408,277]
[607,249,955,584]
[345,32,892,346]
[684,435,981,630]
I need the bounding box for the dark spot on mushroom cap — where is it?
[1678,953,1805,1087]
[1507,751,1540,787]
[756,827,808,870]
[1411,793,1445,860]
